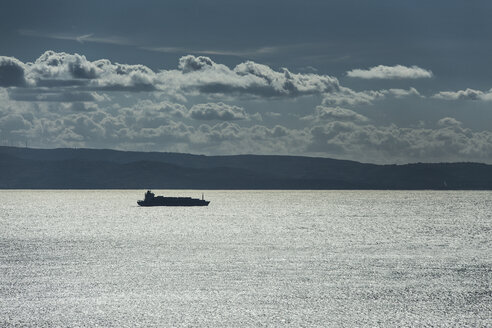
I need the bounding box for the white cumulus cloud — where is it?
[432,88,492,101]
[189,102,248,121]
[322,87,421,106]
[303,106,369,123]
[347,65,433,79]
[1,51,343,101]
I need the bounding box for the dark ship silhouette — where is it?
[137,190,210,206]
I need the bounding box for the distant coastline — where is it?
[1,146,491,190]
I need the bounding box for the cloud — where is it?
[117,100,188,130]
[231,61,339,97]
[144,46,264,57]
[63,102,99,112]
[124,100,247,123]
[432,88,492,101]
[0,113,32,135]
[145,101,188,119]
[1,51,491,163]
[8,89,100,102]
[190,122,307,155]
[178,55,215,73]
[2,91,492,163]
[347,65,433,79]
[268,125,288,137]
[0,56,28,87]
[142,43,315,58]
[1,51,341,102]
[322,87,421,106]
[19,29,134,46]
[29,51,102,80]
[322,88,385,106]
[4,51,157,93]
[0,93,307,155]
[189,102,248,121]
[20,29,312,60]
[437,117,462,128]
[387,87,421,98]
[264,112,282,118]
[303,106,369,123]
[307,117,492,163]
[162,55,341,98]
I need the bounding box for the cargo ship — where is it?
[137,190,210,206]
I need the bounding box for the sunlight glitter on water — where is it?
[0,190,491,327]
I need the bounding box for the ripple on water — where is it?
[0,190,490,327]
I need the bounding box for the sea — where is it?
[0,190,490,327]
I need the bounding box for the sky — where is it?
[1,0,492,164]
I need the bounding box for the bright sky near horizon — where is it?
[1,0,492,163]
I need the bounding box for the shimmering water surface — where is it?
[1,190,491,327]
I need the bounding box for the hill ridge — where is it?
[1,146,491,189]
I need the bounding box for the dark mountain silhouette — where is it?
[1,146,492,189]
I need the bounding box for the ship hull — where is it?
[137,191,210,207]
[137,199,210,207]
[137,202,210,207]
